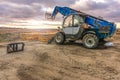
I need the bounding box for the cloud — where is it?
[0,1,45,26]
[0,2,36,19]
[0,0,77,23]
[71,0,120,22]
[0,0,120,28]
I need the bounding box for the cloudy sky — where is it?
[0,0,120,29]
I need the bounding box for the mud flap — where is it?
[7,42,25,53]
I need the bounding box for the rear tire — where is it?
[82,33,99,49]
[55,32,65,45]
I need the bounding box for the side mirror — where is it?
[57,26,61,31]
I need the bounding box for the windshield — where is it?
[73,15,84,27]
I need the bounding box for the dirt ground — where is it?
[0,40,120,80]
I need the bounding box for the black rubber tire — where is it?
[82,33,99,49]
[55,32,65,45]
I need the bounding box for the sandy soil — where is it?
[0,41,120,80]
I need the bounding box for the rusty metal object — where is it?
[7,42,25,53]
[81,23,89,29]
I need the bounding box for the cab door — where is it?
[62,15,73,35]
[73,15,84,35]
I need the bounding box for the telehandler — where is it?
[47,6,116,48]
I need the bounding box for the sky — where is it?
[0,0,120,29]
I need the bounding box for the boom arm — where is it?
[51,6,116,36]
[52,6,79,19]
[51,6,106,21]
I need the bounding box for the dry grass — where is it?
[0,33,20,42]
[20,32,56,42]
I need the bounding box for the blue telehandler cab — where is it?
[48,6,116,48]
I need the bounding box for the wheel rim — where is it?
[55,34,62,43]
[84,35,96,48]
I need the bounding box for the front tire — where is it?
[82,33,99,49]
[55,32,65,45]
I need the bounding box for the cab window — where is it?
[73,15,84,27]
[63,15,73,27]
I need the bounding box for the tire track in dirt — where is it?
[1,41,119,80]
[55,45,120,80]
